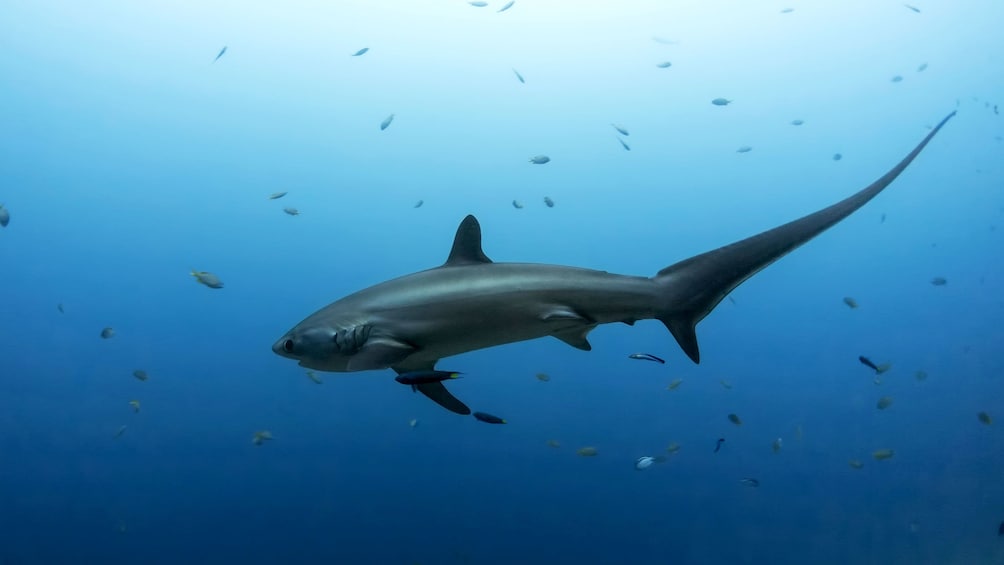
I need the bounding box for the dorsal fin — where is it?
[444,215,493,266]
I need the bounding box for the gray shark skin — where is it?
[273,112,955,415]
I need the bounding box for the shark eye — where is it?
[282,339,295,353]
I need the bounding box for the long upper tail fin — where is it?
[655,111,956,363]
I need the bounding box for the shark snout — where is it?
[271,335,295,358]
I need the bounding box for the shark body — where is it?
[272,112,955,414]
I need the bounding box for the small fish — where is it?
[213,46,227,63]
[252,430,273,446]
[512,68,524,83]
[903,4,921,13]
[628,353,665,364]
[843,297,858,309]
[666,442,681,454]
[655,61,672,69]
[191,270,224,289]
[268,191,287,200]
[872,448,895,461]
[0,203,9,227]
[736,146,752,153]
[930,276,947,286]
[790,119,804,126]
[380,113,395,131]
[615,137,631,151]
[876,396,894,410]
[880,212,887,223]
[576,446,599,457]
[529,155,550,164]
[114,425,127,438]
[719,379,733,390]
[666,378,683,390]
[468,1,488,6]
[916,63,928,72]
[998,520,1003,537]
[728,296,736,305]
[891,75,904,83]
[413,199,424,209]
[512,200,524,209]
[739,478,760,487]
[283,207,300,216]
[351,47,369,56]
[978,411,992,425]
[473,411,506,424]
[129,400,140,413]
[711,98,731,106]
[546,439,560,448]
[714,438,725,453]
[611,123,630,136]
[100,327,115,339]
[772,437,783,453]
[651,36,679,45]
[858,355,880,373]
[535,372,550,382]
[305,370,322,384]
[409,418,419,428]
[57,303,64,313]
[634,455,667,470]
[848,459,864,469]
[395,370,461,386]
[728,413,742,426]
[543,196,554,208]
[833,153,843,161]
[795,424,803,441]
[915,370,928,381]
[132,369,148,382]
[497,0,515,12]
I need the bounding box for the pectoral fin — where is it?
[415,382,471,415]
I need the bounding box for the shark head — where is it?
[273,318,418,373]
[272,324,355,371]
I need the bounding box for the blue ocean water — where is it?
[2,1,1002,563]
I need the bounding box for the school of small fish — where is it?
[2,3,998,543]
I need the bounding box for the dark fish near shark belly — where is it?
[272,112,956,415]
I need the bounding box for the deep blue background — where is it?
[1,1,1002,563]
